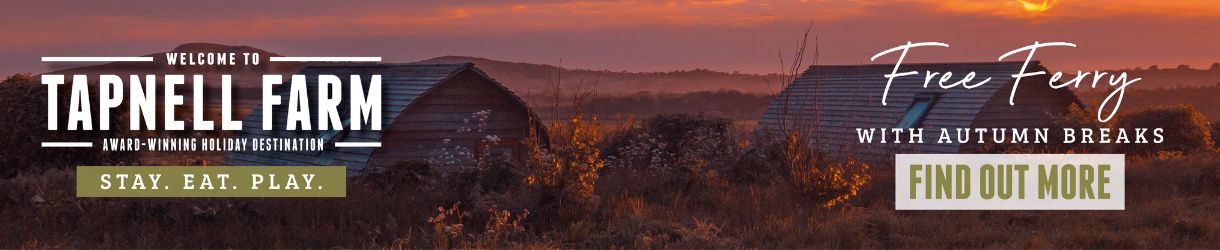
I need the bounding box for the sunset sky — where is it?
[3,0,1218,76]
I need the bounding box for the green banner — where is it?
[76,166,347,197]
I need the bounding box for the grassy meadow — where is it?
[3,110,1220,248]
[2,72,1219,248]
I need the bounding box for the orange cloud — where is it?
[920,0,1220,19]
[3,0,1220,49]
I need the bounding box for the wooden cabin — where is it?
[226,63,547,173]
[757,61,1082,159]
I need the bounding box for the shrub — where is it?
[751,131,871,208]
[523,114,605,225]
[1041,104,1113,153]
[1212,122,1219,148]
[358,160,534,248]
[1127,153,1220,198]
[426,202,530,248]
[354,160,435,193]
[980,104,1113,154]
[1116,104,1215,156]
[604,114,737,177]
[446,158,530,212]
[0,74,136,177]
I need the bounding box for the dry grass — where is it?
[9,152,1220,247]
[5,116,1220,248]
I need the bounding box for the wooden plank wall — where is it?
[961,75,1079,152]
[226,64,468,173]
[756,61,1080,160]
[368,70,533,171]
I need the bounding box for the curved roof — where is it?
[757,61,1073,158]
[226,63,544,172]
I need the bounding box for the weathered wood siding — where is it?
[757,61,1081,160]
[226,63,546,174]
[368,70,533,170]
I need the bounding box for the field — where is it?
[3,113,1220,248]
[3,70,1220,248]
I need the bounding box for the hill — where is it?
[416,56,784,95]
[1078,84,1220,121]
[39,45,1219,107]
[1100,64,1220,89]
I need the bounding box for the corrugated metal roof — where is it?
[225,63,475,172]
[756,61,1050,158]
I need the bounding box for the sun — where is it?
[1017,0,1056,13]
